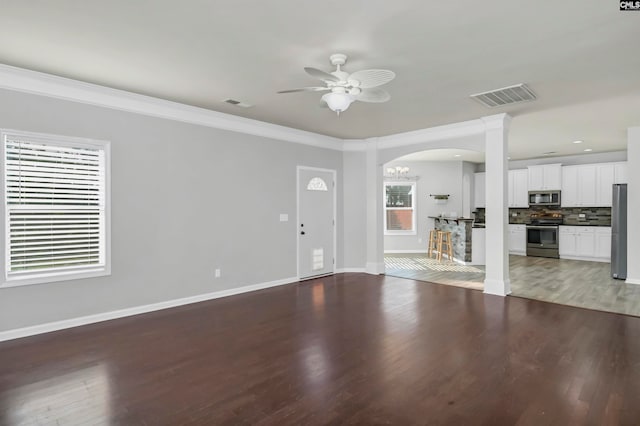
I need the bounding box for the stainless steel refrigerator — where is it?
[612,184,627,279]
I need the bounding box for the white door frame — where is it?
[296,165,337,280]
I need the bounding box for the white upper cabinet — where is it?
[508,169,528,208]
[562,162,624,207]
[614,162,627,184]
[474,172,486,209]
[561,166,578,207]
[578,165,597,206]
[528,166,544,191]
[528,164,562,191]
[596,164,615,206]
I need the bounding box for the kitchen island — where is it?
[429,217,485,265]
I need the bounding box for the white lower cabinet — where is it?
[559,226,611,262]
[508,224,526,255]
[595,228,612,259]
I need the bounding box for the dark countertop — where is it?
[508,221,611,227]
[429,216,474,222]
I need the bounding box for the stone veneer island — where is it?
[429,217,477,264]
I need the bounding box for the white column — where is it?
[365,138,384,274]
[626,127,640,284]
[483,114,511,296]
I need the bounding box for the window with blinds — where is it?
[2,130,110,286]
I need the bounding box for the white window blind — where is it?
[2,130,110,285]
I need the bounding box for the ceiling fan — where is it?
[277,53,395,115]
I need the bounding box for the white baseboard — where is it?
[483,278,511,297]
[366,262,385,275]
[336,267,367,273]
[384,250,428,254]
[625,277,640,285]
[560,255,610,263]
[0,276,298,342]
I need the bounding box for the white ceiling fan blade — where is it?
[348,69,395,88]
[304,67,340,82]
[355,88,391,103]
[277,87,330,94]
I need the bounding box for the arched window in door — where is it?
[307,177,328,191]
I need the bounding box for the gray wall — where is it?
[342,151,367,268]
[383,160,464,252]
[0,89,343,331]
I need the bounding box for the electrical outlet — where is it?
[215,268,221,278]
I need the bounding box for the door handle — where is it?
[300,231,305,235]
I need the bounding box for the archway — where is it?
[381,148,487,290]
[363,114,512,296]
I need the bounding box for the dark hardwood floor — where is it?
[2,273,640,425]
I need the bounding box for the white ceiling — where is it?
[0,0,638,160]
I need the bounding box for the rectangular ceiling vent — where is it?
[223,98,253,108]
[470,83,536,108]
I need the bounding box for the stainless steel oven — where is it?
[526,225,559,258]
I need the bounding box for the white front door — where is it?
[298,167,335,279]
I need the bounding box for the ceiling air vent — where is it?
[470,83,536,108]
[223,98,253,108]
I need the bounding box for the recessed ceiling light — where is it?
[543,151,556,156]
[573,140,583,144]
[454,154,461,157]
[584,148,593,152]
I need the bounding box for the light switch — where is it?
[280,213,289,222]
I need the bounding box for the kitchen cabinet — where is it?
[528,164,562,191]
[596,164,615,207]
[471,228,486,265]
[474,172,485,209]
[595,227,612,259]
[508,224,526,255]
[559,227,577,257]
[576,228,596,257]
[614,162,627,184]
[559,226,611,262]
[508,169,528,208]
[561,162,620,207]
[561,166,577,207]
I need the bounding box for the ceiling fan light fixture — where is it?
[279,54,395,115]
[322,92,354,114]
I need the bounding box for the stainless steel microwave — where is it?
[528,191,561,206]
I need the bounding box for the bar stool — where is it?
[436,231,453,262]
[427,229,438,259]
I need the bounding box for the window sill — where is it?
[1,267,111,288]
[384,231,418,236]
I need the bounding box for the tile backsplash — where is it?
[474,207,611,226]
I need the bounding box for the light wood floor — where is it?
[385,254,640,317]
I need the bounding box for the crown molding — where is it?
[0,64,507,153]
[375,119,487,150]
[0,64,344,151]
[341,139,368,151]
[481,113,512,131]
